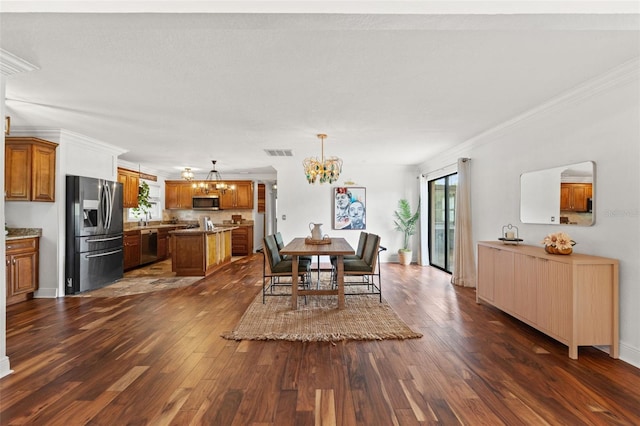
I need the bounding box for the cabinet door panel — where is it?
[493,249,515,312]
[5,144,31,200]
[32,144,57,202]
[477,245,495,302]
[513,254,538,323]
[12,252,38,295]
[537,260,572,340]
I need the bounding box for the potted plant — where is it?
[132,181,152,224]
[393,199,420,265]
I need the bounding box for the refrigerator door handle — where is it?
[86,236,122,243]
[85,248,123,259]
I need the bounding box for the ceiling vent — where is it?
[264,149,293,157]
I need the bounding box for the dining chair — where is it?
[262,234,311,303]
[275,231,316,280]
[334,233,383,301]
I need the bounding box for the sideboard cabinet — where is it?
[477,242,618,359]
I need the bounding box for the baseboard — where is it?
[0,356,13,379]
[619,341,640,369]
[34,288,59,298]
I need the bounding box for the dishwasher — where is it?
[140,229,158,265]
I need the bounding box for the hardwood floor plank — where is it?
[1,256,640,425]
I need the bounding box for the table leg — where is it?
[291,255,299,309]
[337,254,344,309]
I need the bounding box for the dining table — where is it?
[279,237,355,309]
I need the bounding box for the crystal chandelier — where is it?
[181,167,194,181]
[195,160,234,194]
[303,134,343,184]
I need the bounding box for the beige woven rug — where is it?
[222,285,423,342]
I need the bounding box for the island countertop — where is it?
[169,226,238,235]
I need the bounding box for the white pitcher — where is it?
[309,222,323,240]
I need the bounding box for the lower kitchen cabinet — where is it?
[232,225,253,256]
[124,230,141,270]
[6,237,39,305]
[157,227,177,260]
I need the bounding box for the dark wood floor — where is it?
[2,254,640,425]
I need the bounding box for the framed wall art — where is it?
[333,186,366,230]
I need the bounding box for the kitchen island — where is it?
[169,227,236,276]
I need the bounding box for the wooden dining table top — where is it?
[279,237,355,256]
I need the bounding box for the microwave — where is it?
[192,195,220,210]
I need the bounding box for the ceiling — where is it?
[1,3,639,179]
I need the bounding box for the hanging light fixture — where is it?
[181,167,194,181]
[302,133,342,184]
[196,160,234,194]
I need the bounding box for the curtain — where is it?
[451,158,476,287]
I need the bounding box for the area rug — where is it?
[222,285,423,342]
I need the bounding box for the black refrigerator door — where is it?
[66,246,124,294]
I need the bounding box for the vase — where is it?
[545,245,572,255]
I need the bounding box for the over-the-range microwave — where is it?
[192,195,220,210]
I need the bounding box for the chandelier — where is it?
[181,167,194,181]
[303,133,342,184]
[195,160,233,194]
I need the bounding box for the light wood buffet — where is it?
[477,241,619,359]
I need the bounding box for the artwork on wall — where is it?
[333,186,366,230]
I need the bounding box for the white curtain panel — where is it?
[451,158,476,287]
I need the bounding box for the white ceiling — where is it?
[1,3,639,178]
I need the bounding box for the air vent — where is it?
[264,149,293,157]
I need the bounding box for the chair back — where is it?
[274,232,285,251]
[263,235,282,271]
[362,234,381,269]
[355,231,368,258]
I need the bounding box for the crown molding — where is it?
[8,127,128,156]
[0,49,39,77]
[420,57,640,172]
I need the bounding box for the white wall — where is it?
[275,162,419,263]
[5,129,126,298]
[419,60,640,368]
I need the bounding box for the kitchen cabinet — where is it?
[170,228,233,276]
[477,241,618,359]
[257,183,266,213]
[165,181,194,209]
[6,237,39,305]
[220,180,254,210]
[117,167,140,208]
[560,183,592,212]
[157,227,177,260]
[124,230,141,270]
[5,137,58,202]
[232,225,254,256]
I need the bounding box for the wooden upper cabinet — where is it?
[220,181,254,210]
[560,183,592,212]
[257,183,266,213]
[165,181,194,209]
[117,167,140,208]
[5,137,58,202]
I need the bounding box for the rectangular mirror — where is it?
[520,161,594,226]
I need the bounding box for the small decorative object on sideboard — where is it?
[541,231,576,255]
[498,224,522,245]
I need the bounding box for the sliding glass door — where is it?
[429,174,457,273]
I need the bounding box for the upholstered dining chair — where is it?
[262,234,311,303]
[335,233,383,301]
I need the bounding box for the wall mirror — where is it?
[520,161,594,226]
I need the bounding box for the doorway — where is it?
[428,173,457,273]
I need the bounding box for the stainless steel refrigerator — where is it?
[65,175,124,294]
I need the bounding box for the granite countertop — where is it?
[124,223,192,232]
[170,226,238,235]
[6,228,43,240]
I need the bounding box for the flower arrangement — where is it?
[541,232,576,255]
